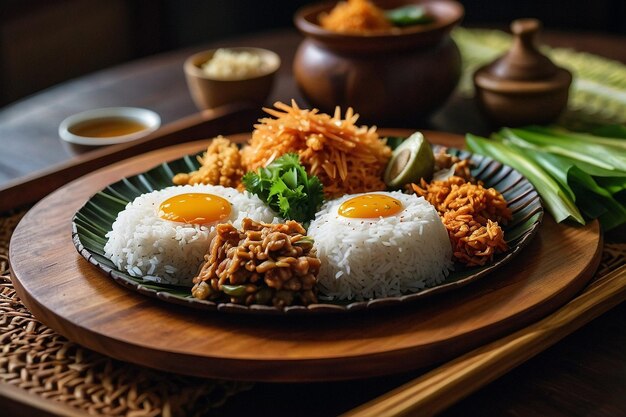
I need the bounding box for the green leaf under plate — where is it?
[72,146,543,315]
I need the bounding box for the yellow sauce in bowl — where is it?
[59,107,160,146]
[68,117,148,138]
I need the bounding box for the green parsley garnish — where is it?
[242,153,325,225]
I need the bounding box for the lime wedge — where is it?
[384,132,435,188]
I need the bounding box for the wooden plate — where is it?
[69,133,542,314]
[9,131,602,382]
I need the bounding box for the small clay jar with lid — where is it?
[473,18,572,127]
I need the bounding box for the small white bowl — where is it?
[59,107,161,146]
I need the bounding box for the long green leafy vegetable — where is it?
[242,153,324,225]
[467,126,626,231]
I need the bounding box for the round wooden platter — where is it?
[10,131,602,382]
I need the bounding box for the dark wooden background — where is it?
[1,0,625,105]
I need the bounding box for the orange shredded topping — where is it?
[412,176,512,266]
[241,100,391,198]
[320,0,392,34]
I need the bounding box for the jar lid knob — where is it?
[511,18,541,46]
[488,18,559,81]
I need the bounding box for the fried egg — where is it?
[104,184,280,284]
[308,191,452,300]
[337,193,404,219]
[158,192,232,225]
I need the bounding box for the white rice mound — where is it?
[104,184,280,285]
[308,192,453,301]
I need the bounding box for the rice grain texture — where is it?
[104,184,279,285]
[308,192,452,300]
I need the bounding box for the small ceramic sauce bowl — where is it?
[59,107,161,146]
[184,47,280,110]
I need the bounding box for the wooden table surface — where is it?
[1,27,626,416]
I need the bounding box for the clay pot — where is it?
[473,19,572,127]
[293,0,464,125]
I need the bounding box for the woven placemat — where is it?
[1,210,252,417]
[2,209,625,417]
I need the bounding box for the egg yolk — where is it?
[158,193,231,225]
[338,194,403,219]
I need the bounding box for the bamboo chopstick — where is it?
[343,264,626,417]
[0,103,260,213]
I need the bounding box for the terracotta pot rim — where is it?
[294,0,464,43]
